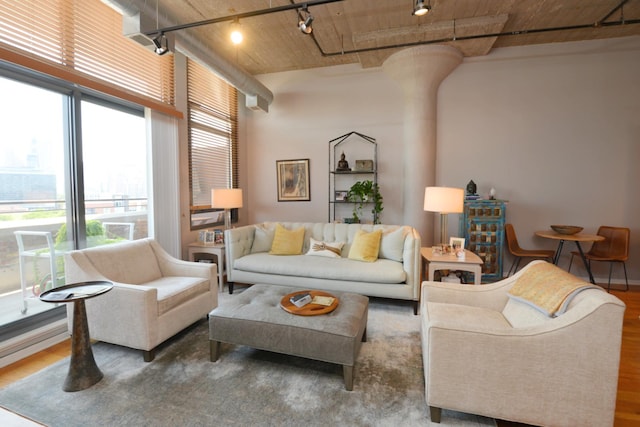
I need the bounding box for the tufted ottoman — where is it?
[208,284,368,390]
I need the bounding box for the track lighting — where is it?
[152,32,169,55]
[230,20,243,45]
[412,0,431,16]
[298,8,313,34]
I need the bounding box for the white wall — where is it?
[244,35,640,283]
[246,66,405,225]
[438,36,640,282]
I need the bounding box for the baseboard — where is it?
[0,319,68,368]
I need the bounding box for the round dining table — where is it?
[534,230,604,284]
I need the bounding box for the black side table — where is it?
[40,281,113,392]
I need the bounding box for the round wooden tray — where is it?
[280,290,339,316]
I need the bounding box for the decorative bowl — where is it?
[550,225,583,235]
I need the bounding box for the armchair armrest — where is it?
[67,281,160,350]
[225,225,256,282]
[149,239,216,279]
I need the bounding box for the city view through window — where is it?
[0,76,148,325]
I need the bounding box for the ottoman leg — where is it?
[210,340,221,362]
[343,365,354,391]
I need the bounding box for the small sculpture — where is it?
[337,152,351,171]
[466,180,477,196]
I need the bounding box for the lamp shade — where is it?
[424,187,464,214]
[211,188,243,209]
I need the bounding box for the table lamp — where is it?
[424,186,464,245]
[211,188,243,230]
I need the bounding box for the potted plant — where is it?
[346,180,383,224]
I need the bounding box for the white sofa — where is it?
[64,238,217,361]
[421,260,625,426]
[225,222,421,313]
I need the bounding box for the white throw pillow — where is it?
[305,238,345,258]
[378,227,406,262]
[251,224,275,253]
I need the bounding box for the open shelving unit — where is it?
[328,131,378,224]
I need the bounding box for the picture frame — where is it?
[449,237,465,249]
[214,229,224,244]
[335,190,348,201]
[204,231,216,245]
[354,159,374,172]
[276,159,310,202]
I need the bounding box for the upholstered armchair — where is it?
[421,260,625,426]
[64,238,217,361]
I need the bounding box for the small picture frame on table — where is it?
[204,231,216,246]
[449,237,465,250]
[214,230,224,244]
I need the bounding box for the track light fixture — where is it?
[412,0,431,16]
[152,32,169,55]
[298,8,314,34]
[230,20,243,44]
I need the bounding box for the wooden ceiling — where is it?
[156,0,640,75]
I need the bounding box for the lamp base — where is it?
[224,209,231,230]
[439,214,448,245]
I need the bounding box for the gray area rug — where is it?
[0,293,495,427]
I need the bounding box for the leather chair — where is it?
[568,225,630,292]
[505,223,555,276]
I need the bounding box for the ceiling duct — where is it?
[102,0,273,112]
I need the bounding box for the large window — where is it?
[0,71,149,341]
[0,0,166,343]
[187,59,239,229]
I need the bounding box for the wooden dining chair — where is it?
[568,225,630,292]
[505,223,555,276]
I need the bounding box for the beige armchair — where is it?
[64,238,217,361]
[421,260,625,426]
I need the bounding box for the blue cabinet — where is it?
[460,200,506,282]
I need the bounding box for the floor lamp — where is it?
[211,188,243,230]
[424,187,464,245]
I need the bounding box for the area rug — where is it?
[0,293,495,426]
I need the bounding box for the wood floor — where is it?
[1,288,638,426]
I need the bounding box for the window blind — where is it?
[187,58,238,211]
[0,0,176,115]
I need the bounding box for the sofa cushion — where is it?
[305,238,344,258]
[348,229,382,262]
[378,227,406,262]
[251,223,275,253]
[148,276,211,316]
[83,240,162,285]
[269,224,305,255]
[426,301,512,331]
[502,298,552,328]
[233,253,406,283]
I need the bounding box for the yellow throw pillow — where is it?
[269,224,305,255]
[348,229,382,262]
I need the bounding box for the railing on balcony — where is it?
[0,197,148,324]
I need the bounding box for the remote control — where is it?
[290,292,312,307]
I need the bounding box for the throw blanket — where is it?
[508,262,601,317]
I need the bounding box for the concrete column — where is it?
[382,45,462,246]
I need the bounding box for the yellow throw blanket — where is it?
[508,262,600,317]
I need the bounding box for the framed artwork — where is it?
[214,229,224,244]
[276,159,310,201]
[449,237,465,249]
[335,190,348,201]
